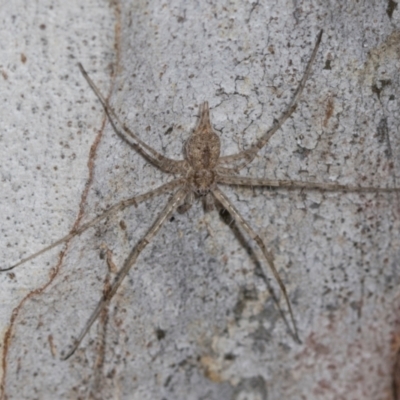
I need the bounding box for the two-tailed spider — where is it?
[3,30,399,359]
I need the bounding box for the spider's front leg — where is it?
[61,187,188,360]
[212,186,300,342]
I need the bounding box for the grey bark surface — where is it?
[1,1,400,399]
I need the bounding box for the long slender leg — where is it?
[216,174,400,193]
[212,186,299,341]
[217,30,323,171]
[61,187,187,360]
[1,178,184,272]
[79,63,188,174]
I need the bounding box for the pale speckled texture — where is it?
[1,1,400,399]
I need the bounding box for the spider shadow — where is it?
[216,199,300,343]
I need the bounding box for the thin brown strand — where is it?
[216,174,400,193]
[2,179,184,272]
[218,30,323,171]
[61,187,187,360]
[212,186,299,342]
[78,63,187,174]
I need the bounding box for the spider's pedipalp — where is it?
[203,192,216,212]
[177,190,195,214]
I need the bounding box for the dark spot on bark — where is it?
[387,0,398,19]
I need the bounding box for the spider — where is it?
[3,29,398,359]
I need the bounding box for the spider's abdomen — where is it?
[185,101,220,193]
[186,130,220,170]
[186,101,220,170]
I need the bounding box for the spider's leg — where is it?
[61,187,187,360]
[79,63,187,175]
[1,178,184,272]
[212,186,300,342]
[216,174,400,193]
[218,30,323,172]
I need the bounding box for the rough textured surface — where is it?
[1,1,400,399]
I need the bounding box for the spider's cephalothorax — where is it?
[186,102,220,195]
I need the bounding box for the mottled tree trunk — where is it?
[1,1,400,399]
